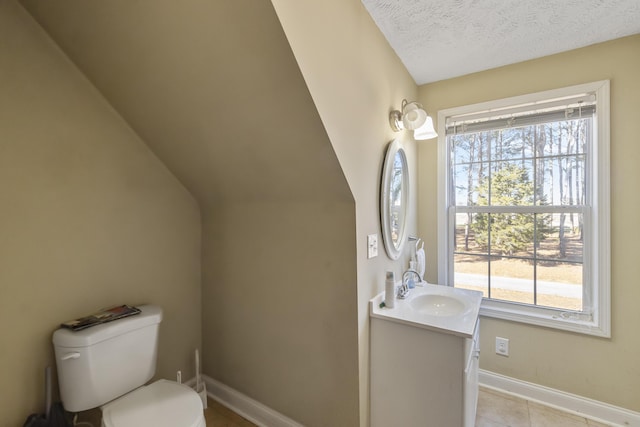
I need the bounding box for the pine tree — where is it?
[471,164,551,255]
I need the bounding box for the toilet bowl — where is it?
[101,380,205,427]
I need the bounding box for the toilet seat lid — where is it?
[102,379,205,427]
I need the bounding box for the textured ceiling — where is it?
[362,0,640,84]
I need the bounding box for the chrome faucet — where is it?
[402,268,422,289]
[403,269,422,285]
[397,269,422,299]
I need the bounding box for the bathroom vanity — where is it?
[370,283,482,427]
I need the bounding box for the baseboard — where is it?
[480,369,640,427]
[192,372,639,427]
[202,375,304,427]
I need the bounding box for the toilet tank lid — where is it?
[53,305,162,348]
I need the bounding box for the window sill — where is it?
[478,298,610,338]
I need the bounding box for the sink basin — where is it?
[410,294,467,316]
[370,282,483,337]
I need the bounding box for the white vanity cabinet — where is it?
[464,320,481,426]
[370,286,482,427]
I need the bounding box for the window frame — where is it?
[437,81,610,337]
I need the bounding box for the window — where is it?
[437,81,610,336]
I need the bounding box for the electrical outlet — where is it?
[367,234,378,259]
[496,337,509,356]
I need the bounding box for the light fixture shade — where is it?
[414,116,438,140]
[402,106,427,130]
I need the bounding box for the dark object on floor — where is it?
[23,402,70,427]
[23,367,71,427]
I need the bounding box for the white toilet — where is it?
[52,305,206,427]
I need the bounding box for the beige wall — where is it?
[0,2,202,426]
[17,0,413,422]
[418,35,640,411]
[271,1,419,425]
[19,1,361,426]
[20,0,350,205]
[202,201,358,426]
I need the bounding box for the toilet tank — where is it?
[52,305,163,413]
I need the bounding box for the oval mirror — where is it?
[380,139,409,260]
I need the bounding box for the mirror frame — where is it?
[380,139,409,260]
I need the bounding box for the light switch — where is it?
[367,234,378,259]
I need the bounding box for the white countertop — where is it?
[370,282,482,338]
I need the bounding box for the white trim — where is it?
[195,373,640,426]
[437,111,449,285]
[437,80,611,337]
[593,79,611,338]
[439,81,606,121]
[478,302,607,337]
[202,375,304,427]
[380,139,410,260]
[480,370,640,427]
[446,93,596,125]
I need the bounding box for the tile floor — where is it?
[476,387,612,427]
[205,388,615,427]
[72,387,616,426]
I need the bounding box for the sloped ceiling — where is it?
[20,0,352,206]
[362,0,640,84]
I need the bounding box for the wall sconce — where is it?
[389,99,438,140]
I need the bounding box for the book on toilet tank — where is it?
[60,305,141,331]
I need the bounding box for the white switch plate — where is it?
[367,234,378,259]
[496,337,509,357]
